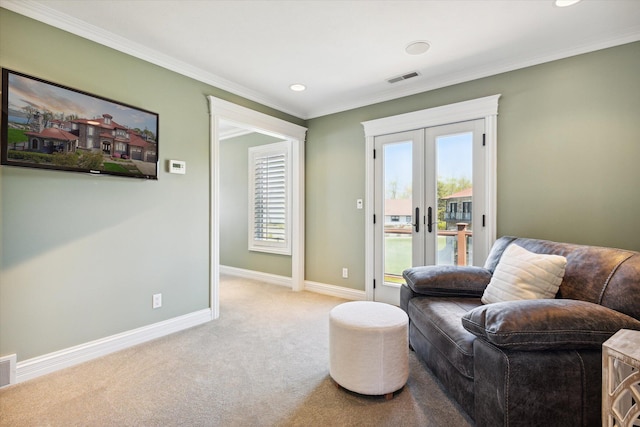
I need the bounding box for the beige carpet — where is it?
[0,275,473,426]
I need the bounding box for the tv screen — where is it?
[1,68,159,180]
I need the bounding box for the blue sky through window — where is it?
[384,133,472,197]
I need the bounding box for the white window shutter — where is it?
[248,141,291,255]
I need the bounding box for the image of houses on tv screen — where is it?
[5,71,158,177]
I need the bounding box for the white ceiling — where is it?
[3,0,640,119]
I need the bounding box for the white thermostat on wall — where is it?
[169,160,186,174]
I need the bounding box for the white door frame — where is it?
[361,95,501,301]
[208,96,307,318]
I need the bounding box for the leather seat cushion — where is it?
[408,297,482,379]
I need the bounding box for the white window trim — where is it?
[248,140,292,255]
[361,94,501,301]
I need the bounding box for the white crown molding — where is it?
[15,308,213,384]
[0,0,303,118]
[3,0,639,120]
[305,29,640,119]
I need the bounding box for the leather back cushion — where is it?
[484,236,640,321]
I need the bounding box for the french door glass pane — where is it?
[436,132,473,266]
[383,141,412,284]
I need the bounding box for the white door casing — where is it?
[362,95,500,303]
[372,120,485,305]
[209,96,307,318]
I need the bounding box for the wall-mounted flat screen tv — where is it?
[1,68,159,180]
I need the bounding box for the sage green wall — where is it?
[305,41,640,290]
[220,132,292,276]
[0,9,302,361]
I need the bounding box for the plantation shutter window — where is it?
[248,141,292,255]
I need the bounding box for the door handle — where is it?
[427,207,433,233]
[413,207,420,233]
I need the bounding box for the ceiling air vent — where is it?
[387,71,421,84]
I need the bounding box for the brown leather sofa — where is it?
[401,236,640,427]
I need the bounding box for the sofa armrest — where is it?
[402,265,491,297]
[462,299,640,351]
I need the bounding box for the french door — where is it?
[373,119,486,305]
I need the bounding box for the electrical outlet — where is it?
[152,293,162,309]
[356,199,363,209]
[342,268,349,279]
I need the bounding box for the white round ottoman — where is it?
[329,301,409,399]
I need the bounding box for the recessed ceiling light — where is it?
[405,41,431,55]
[290,84,306,92]
[555,0,581,7]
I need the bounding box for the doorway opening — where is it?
[209,96,307,318]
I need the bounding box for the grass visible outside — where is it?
[384,236,411,281]
[384,235,448,284]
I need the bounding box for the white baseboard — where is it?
[220,265,366,301]
[16,308,213,384]
[304,280,367,300]
[220,265,292,287]
[12,271,366,385]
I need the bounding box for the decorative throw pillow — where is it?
[481,243,567,304]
